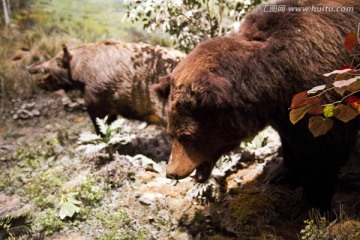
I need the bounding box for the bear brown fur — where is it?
[28,40,185,134]
[153,0,360,212]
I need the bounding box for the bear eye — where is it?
[56,59,66,68]
[180,134,196,141]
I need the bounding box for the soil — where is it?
[0,91,360,240]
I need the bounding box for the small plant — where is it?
[300,210,333,240]
[94,209,149,239]
[76,175,105,206]
[0,214,34,239]
[290,29,360,137]
[77,117,135,161]
[186,155,239,203]
[37,208,64,236]
[58,192,82,220]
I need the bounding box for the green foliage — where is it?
[125,0,264,52]
[94,209,149,240]
[76,175,105,206]
[300,211,332,240]
[24,168,64,208]
[0,214,33,239]
[0,138,60,194]
[77,117,135,161]
[290,29,360,137]
[301,219,330,240]
[36,208,64,236]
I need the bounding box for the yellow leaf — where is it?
[323,105,335,118]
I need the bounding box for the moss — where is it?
[76,175,105,207]
[93,208,149,240]
[24,168,65,208]
[230,185,275,237]
[0,138,61,195]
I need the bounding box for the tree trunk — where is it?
[2,0,10,26]
[6,0,10,15]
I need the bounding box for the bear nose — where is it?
[166,173,178,180]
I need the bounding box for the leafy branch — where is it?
[124,0,263,52]
[289,30,360,137]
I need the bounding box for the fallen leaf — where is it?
[74,116,86,123]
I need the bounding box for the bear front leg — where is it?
[265,137,302,187]
[87,105,114,135]
[301,163,338,213]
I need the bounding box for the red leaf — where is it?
[290,91,308,109]
[306,97,323,115]
[344,32,358,51]
[346,96,360,114]
[308,116,333,137]
[340,65,353,70]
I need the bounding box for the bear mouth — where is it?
[35,74,52,89]
[193,161,216,183]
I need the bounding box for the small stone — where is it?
[133,192,142,199]
[147,177,173,187]
[170,227,193,240]
[18,109,31,119]
[32,109,40,116]
[138,193,164,206]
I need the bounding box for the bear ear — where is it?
[152,75,171,101]
[62,43,73,63]
[191,72,233,109]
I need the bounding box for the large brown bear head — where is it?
[28,44,78,91]
[153,38,261,182]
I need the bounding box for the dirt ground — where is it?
[1,92,360,240]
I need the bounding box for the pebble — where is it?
[138,193,164,206]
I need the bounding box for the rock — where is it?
[170,227,193,240]
[32,109,41,116]
[147,177,173,187]
[138,193,165,206]
[139,171,158,183]
[133,191,142,199]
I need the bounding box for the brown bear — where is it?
[153,0,360,212]
[28,40,185,134]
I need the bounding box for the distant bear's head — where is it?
[152,42,255,182]
[28,44,77,91]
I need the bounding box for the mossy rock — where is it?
[329,220,360,239]
[228,184,279,238]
